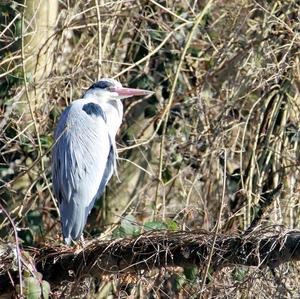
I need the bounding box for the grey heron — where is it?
[52,78,152,245]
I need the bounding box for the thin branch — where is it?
[95,0,102,80]
[154,0,214,214]
[113,22,189,78]
[148,0,191,24]
[200,149,227,296]
[244,183,283,235]
[0,203,23,297]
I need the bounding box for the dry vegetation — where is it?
[1,0,300,298]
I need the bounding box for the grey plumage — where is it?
[51,78,152,245]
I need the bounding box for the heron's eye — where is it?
[107,86,116,92]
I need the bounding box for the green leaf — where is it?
[172,273,185,291]
[144,221,167,231]
[233,268,248,281]
[41,280,51,299]
[162,167,172,183]
[50,105,62,121]
[167,220,178,231]
[24,277,41,299]
[23,276,50,299]
[18,229,33,246]
[114,215,141,237]
[144,105,157,118]
[40,135,53,148]
[184,266,198,282]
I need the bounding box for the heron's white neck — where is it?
[83,92,123,138]
[101,100,123,138]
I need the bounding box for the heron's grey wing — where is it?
[86,127,119,215]
[52,106,71,205]
[52,100,111,244]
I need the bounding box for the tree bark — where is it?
[22,0,58,112]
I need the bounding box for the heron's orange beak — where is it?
[112,87,153,97]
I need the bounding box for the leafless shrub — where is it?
[1,0,300,297]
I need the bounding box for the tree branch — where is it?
[1,227,300,292]
[39,229,300,282]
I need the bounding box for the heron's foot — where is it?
[73,235,86,254]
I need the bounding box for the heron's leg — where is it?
[80,234,86,246]
[80,235,87,265]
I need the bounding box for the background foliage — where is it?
[1,0,300,297]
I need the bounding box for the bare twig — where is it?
[0,203,23,297]
[199,149,227,296]
[113,22,188,78]
[244,183,283,235]
[95,0,102,80]
[154,0,214,214]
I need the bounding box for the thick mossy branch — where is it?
[35,229,300,283]
[0,228,300,290]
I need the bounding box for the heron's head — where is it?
[84,78,153,101]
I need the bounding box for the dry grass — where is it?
[0,0,300,297]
